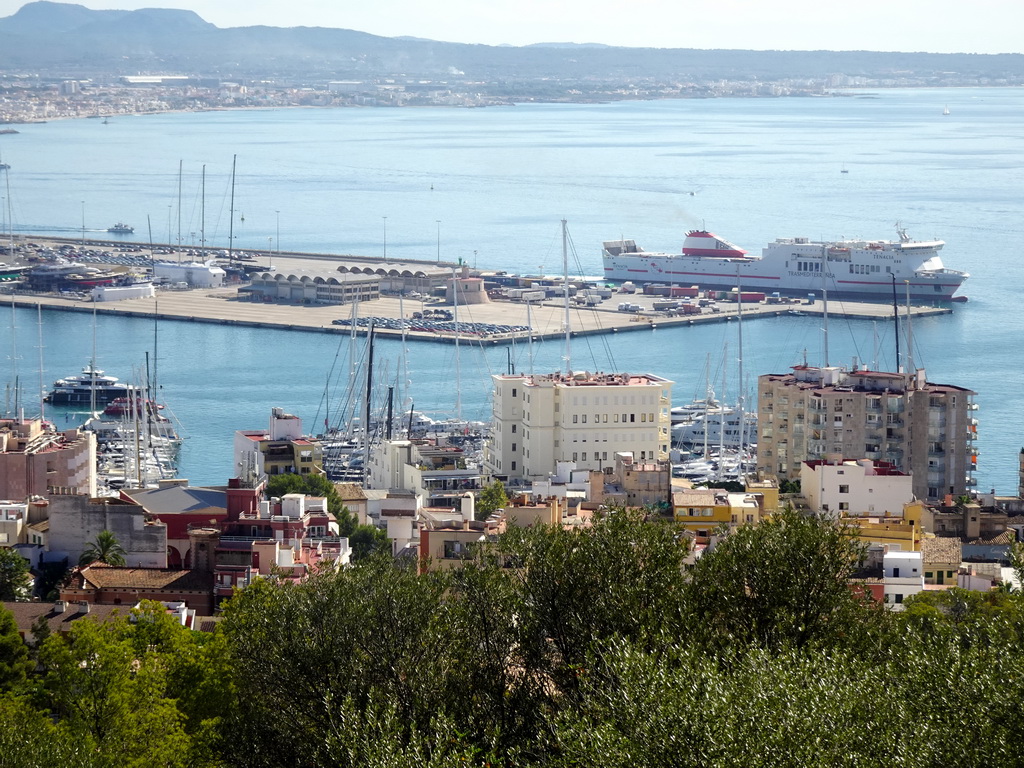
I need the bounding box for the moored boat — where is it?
[45,364,132,406]
[602,225,968,301]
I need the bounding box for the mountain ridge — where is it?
[1,1,1022,82]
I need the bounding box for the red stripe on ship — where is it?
[681,248,747,257]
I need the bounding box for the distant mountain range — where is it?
[2,1,1023,82]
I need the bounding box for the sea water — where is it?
[1,88,1022,491]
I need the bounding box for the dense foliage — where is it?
[3,509,1024,766]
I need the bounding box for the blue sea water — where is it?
[2,88,1022,491]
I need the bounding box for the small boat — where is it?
[943,105,950,116]
[103,396,165,418]
[107,222,134,234]
[840,164,849,174]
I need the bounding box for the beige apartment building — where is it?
[485,371,672,482]
[757,366,976,502]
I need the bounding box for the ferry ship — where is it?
[602,226,968,301]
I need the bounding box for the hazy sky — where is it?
[1,0,1021,54]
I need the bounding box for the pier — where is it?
[3,237,954,345]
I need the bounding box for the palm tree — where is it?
[79,530,127,567]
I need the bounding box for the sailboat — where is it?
[840,164,849,174]
[943,105,950,116]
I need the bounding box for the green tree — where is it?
[0,547,31,601]
[39,619,195,768]
[497,509,689,706]
[349,523,390,560]
[476,479,509,521]
[79,530,126,567]
[682,507,878,653]
[222,555,451,768]
[0,605,32,693]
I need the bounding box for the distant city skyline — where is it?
[0,0,1020,55]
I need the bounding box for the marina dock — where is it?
[3,237,954,344]
[3,288,952,345]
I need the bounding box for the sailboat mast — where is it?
[527,299,535,375]
[562,219,571,374]
[822,246,830,369]
[891,274,901,372]
[176,159,183,257]
[89,299,97,415]
[200,165,206,252]
[36,303,44,421]
[228,154,237,266]
[363,322,375,483]
[453,267,462,419]
[905,280,914,373]
[735,263,744,466]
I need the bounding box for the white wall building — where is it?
[90,283,156,302]
[485,371,672,483]
[883,550,925,610]
[801,459,916,518]
[152,260,226,288]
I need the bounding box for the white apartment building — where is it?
[801,459,915,518]
[484,371,672,482]
[758,366,976,502]
[883,550,925,610]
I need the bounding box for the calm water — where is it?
[2,88,1022,491]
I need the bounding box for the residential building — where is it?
[590,452,671,509]
[916,498,1007,539]
[366,438,483,509]
[234,407,323,478]
[673,488,731,535]
[801,459,915,518]
[46,494,168,568]
[757,366,976,502]
[0,416,97,499]
[485,371,672,482]
[882,550,925,610]
[61,562,215,615]
[921,537,961,586]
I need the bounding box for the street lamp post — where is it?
[382,216,388,260]
[80,201,85,246]
[275,210,280,257]
[436,220,441,264]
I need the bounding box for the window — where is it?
[573,415,578,423]
[630,414,636,423]
[511,443,517,452]
[511,388,517,398]
[511,424,516,433]
[582,452,587,461]
[582,415,587,424]
[838,502,849,511]
[839,485,849,494]
[511,461,517,471]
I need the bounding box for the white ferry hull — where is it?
[602,230,968,301]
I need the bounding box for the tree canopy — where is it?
[2,512,1024,766]
[0,548,31,602]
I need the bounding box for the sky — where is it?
[0,0,1021,54]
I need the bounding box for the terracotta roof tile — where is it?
[2,600,125,636]
[921,536,962,564]
[77,563,213,592]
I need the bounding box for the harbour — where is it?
[0,89,1020,492]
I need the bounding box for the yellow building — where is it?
[673,488,731,535]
